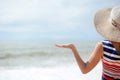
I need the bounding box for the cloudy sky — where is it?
[0,0,120,42]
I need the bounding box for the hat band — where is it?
[112,19,120,29]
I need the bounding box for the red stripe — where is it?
[103,60,120,68]
[103,64,120,72]
[103,62,120,73]
[102,74,113,80]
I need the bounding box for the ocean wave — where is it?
[0,51,49,59]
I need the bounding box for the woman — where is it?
[56,6,120,80]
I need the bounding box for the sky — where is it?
[0,0,120,42]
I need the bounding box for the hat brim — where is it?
[94,8,120,42]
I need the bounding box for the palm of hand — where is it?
[55,43,74,49]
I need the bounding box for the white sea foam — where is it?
[0,62,102,80]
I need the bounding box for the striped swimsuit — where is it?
[102,40,120,80]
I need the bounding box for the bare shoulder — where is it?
[96,41,103,47]
[94,41,103,54]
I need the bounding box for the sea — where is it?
[0,40,102,80]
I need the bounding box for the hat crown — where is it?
[111,6,120,23]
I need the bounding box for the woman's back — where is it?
[102,40,120,79]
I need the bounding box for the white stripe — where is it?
[103,57,120,63]
[103,45,116,51]
[104,72,120,79]
[103,57,120,66]
[103,69,120,79]
[103,40,112,44]
[104,52,120,58]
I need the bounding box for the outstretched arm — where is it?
[55,42,103,74]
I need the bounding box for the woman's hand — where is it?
[55,43,75,49]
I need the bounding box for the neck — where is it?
[111,41,120,54]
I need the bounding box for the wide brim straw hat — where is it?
[94,6,120,42]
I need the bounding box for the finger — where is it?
[55,44,66,48]
[55,44,63,47]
